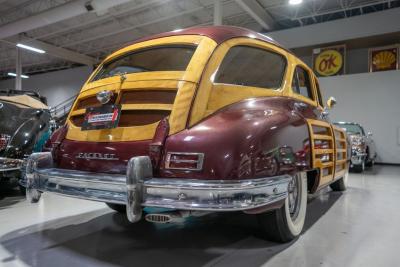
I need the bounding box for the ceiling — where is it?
[0,0,398,79]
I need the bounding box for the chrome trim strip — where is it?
[0,157,23,171]
[351,154,366,165]
[24,152,291,217]
[165,152,204,171]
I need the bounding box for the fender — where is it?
[5,111,50,159]
[159,97,312,180]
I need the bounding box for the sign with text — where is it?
[313,45,346,77]
[82,104,121,130]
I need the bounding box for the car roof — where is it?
[0,89,47,104]
[126,25,291,54]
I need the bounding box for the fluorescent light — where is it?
[16,43,45,54]
[289,0,303,5]
[8,72,29,79]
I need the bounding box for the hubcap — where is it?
[288,174,301,220]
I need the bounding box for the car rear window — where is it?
[92,45,196,82]
[214,45,287,89]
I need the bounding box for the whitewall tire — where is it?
[257,172,307,242]
[330,169,348,191]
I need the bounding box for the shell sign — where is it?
[369,46,398,72]
[313,45,346,77]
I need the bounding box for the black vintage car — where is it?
[0,90,51,192]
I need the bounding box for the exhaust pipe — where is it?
[145,211,209,224]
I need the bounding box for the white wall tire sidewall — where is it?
[343,169,349,188]
[284,172,307,236]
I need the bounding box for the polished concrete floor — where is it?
[0,165,399,267]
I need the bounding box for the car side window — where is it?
[314,78,324,107]
[292,66,313,100]
[214,45,287,89]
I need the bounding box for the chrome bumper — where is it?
[0,157,23,172]
[351,151,367,165]
[25,152,291,222]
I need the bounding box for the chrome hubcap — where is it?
[288,174,301,220]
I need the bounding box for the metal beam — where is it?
[19,37,96,66]
[214,0,222,25]
[34,0,169,40]
[268,7,400,49]
[60,5,207,48]
[234,0,275,30]
[0,0,133,39]
[15,47,21,90]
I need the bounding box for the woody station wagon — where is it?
[24,26,349,242]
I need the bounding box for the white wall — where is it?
[0,66,92,107]
[268,8,400,49]
[320,70,400,164]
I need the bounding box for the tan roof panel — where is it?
[0,95,48,109]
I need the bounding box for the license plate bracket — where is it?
[81,104,121,130]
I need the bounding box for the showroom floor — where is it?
[0,165,399,267]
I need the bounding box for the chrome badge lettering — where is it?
[76,152,119,160]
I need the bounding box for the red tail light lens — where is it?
[165,152,204,171]
[0,134,11,151]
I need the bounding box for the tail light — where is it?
[165,152,204,171]
[0,134,11,151]
[149,118,169,169]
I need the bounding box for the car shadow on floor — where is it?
[0,190,342,267]
[0,188,24,210]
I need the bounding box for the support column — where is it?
[214,0,222,26]
[15,47,22,90]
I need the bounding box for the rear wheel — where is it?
[365,160,374,167]
[365,149,373,168]
[365,156,374,168]
[330,169,348,191]
[352,161,365,173]
[257,172,307,243]
[106,203,126,213]
[19,185,26,195]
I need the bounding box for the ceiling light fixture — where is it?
[7,72,29,79]
[289,0,303,5]
[16,43,46,54]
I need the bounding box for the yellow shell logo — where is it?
[315,50,343,76]
[373,51,396,70]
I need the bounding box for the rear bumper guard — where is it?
[351,152,367,165]
[24,152,291,223]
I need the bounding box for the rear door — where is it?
[291,67,335,186]
[312,77,347,183]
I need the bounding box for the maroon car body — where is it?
[25,26,349,242]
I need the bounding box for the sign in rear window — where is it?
[82,105,121,130]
